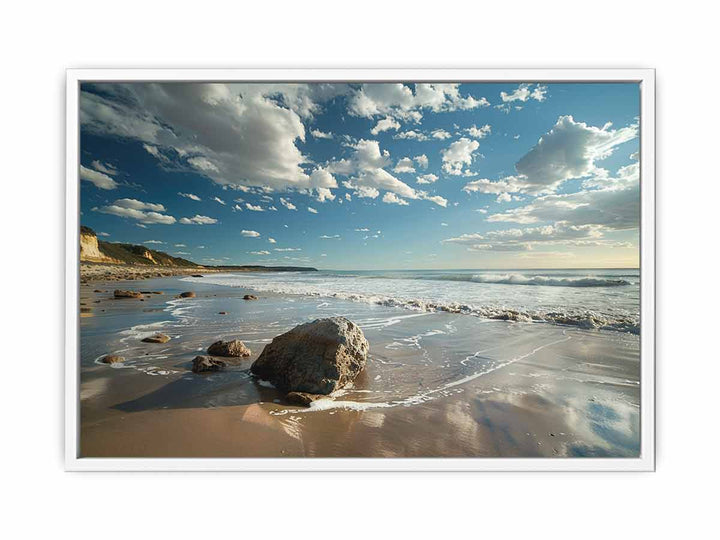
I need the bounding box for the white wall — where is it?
[0,1,714,538]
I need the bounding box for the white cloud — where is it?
[178,192,201,201]
[241,230,260,237]
[486,183,639,230]
[174,243,186,247]
[274,247,302,252]
[431,129,452,140]
[462,116,638,195]
[319,234,340,239]
[280,197,297,210]
[80,83,347,193]
[250,250,271,255]
[466,124,491,139]
[414,154,428,169]
[417,173,438,184]
[93,198,175,224]
[382,192,409,205]
[315,187,336,202]
[311,128,333,139]
[179,215,218,225]
[90,160,118,175]
[246,203,264,211]
[496,192,512,203]
[393,157,416,174]
[348,83,488,120]
[441,138,480,175]
[268,238,277,244]
[143,240,165,244]
[308,207,318,214]
[443,222,606,251]
[97,232,110,237]
[370,116,401,135]
[80,164,118,190]
[500,84,548,103]
[213,196,226,205]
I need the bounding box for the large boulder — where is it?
[192,355,226,373]
[250,317,368,394]
[207,339,251,358]
[179,291,196,298]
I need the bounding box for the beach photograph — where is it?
[76,80,642,459]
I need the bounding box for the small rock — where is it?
[192,355,226,373]
[191,274,204,278]
[101,355,125,364]
[243,294,258,300]
[142,333,171,343]
[218,311,228,315]
[286,391,326,406]
[207,339,251,357]
[114,289,143,299]
[179,291,196,298]
[93,289,102,293]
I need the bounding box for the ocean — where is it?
[183,268,640,334]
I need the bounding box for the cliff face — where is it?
[79,226,199,267]
[80,228,117,263]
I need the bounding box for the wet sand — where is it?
[78,275,640,458]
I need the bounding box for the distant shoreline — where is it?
[79,263,317,283]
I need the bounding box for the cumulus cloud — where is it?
[93,198,175,224]
[414,154,428,169]
[348,83,488,121]
[213,196,226,205]
[250,250,270,255]
[310,128,333,139]
[80,83,346,196]
[442,138,480,175]
[417,173,438,184]
[462,115,638,195]
[90,160,118,175]
[178,192,201,201]
[245,203,264,211]
[466,124,491,139]
[179,215,218,225]
[382,192,409,205]
[500,84,548,103]
[80,164,118,190]
[308,207,318,214]
[393,157,416,174]
[241,230,260,237]
[143,240,164,244]
[280,197,297,210]
[274,247,302,252]
[370,116,401,135]
[268,238,276,244]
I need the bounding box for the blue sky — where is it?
[79,82,640,269]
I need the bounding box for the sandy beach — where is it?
[79,270,640,458]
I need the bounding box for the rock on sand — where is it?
[207,339,251,357]
[192,355,226,373]
[142,333,171,343]
[250,317,368,395]
[243,294,258,300]
[101,355,125,364]
[179,291,196,298]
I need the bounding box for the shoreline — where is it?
[78,274,641,458]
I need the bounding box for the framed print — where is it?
[65,69,655,471]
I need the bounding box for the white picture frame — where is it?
[65,68,655,471]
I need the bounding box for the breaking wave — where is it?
[462,274,632,287]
